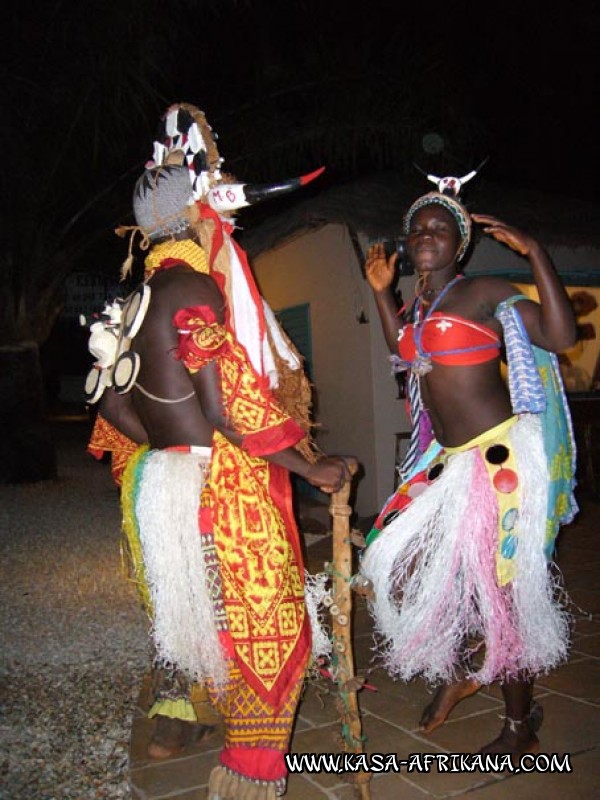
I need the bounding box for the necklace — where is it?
[415,273,458,304]
[144,239,209,277]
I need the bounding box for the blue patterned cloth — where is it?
[495,295,578,556]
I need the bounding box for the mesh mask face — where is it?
[133,165,194,240]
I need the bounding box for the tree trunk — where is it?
[0,342,57,483]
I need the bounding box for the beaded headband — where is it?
[403,192,472,261]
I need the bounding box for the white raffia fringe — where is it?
[360,414,570,685]
[509,415,570,677]
[304,570,332,662]
[136,450,228,687]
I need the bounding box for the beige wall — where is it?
[252,224,408,516]
[514,283,600,391]
[468,240,600,391]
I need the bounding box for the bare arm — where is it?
[98,387,148,443]
[472,214,577,352]
[169,271,352,492]
[365,243,404,352]
[191,361,351,492]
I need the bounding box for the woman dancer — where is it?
[360,189,577,756]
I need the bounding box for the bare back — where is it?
[131,265,226,449]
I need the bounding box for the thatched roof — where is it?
[238,172,600,259]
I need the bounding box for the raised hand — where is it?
[472,214,538,257]
[365,242,398,293]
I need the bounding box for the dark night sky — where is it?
[295,1,600,202]
[7,0,600,213]
[4,0,598,356]
[168,0,599,203]
[429,3,600,202]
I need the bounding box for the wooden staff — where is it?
[329,460,372,799]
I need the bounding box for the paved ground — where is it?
[1,418,149,799]
[129,486,600,799]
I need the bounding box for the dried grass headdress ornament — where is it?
[121,102,325,454]
[138,102,322,378]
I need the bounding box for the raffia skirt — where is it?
[360,414,570,685]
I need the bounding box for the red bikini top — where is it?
[397,312,501,367]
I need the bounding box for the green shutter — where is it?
[274,303,313,380]
[274,303,319,499]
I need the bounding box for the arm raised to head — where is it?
[472,214,577,352]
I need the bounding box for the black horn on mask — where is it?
[207,167,325,213]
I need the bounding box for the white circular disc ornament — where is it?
[122,285,151,340]
[84,368,105,404]
[112,351,141,394]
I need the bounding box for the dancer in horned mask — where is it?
[87,104,350,798]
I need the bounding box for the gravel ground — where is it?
[0,420,150,799]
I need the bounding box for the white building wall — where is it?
[251,224,381,515]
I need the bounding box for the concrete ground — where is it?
[129,489,600,800]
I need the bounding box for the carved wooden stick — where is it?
[329,460,372,799]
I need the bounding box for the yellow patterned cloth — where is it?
[120,444,152,612]
[175,303,310,709]
[87,415,151,609]
[446,416,520,585]
[175,304,303,454]
[207,658,302,783]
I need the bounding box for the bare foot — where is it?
[478,718,540,761]
[419,678,481,734]
[147,715,218,759]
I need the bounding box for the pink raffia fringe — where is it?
[360,414,570,685]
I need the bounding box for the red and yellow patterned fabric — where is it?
[174,305,303,455]
[207,658,303,783]
[174,304,310,710]
[87,412,140,486]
